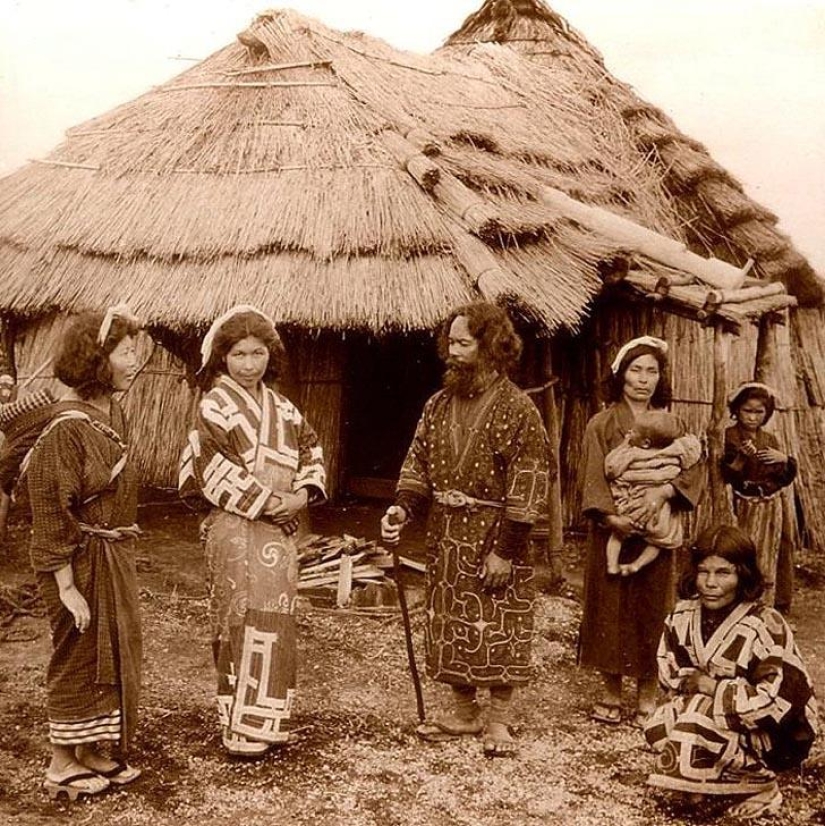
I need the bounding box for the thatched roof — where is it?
[0,2,817,340]
[444,0,824,307]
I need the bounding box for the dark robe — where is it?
[26,400,141,754]
[578,400,705,679]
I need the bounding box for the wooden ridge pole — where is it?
[707,324,736,526]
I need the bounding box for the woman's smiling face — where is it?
[226,335,269,391]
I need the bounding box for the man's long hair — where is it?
[437,302,522,374]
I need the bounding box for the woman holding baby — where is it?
[578,336,706,728]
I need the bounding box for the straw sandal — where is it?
[43,770,110,801]
[590,702,621,725]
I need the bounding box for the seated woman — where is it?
[644,525,817,819]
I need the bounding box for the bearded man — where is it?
[381,301,551,757]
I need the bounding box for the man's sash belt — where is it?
[433,489,504,510]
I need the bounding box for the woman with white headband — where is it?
[23,306,143,799]
[578,335,705,728]
[179,305,326,758]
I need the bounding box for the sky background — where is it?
[1,0,823,272]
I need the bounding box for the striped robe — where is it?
[179,376,325,754]
[645,598,817,796]
[26,401,141,754]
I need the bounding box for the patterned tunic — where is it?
[578,400,705,678]
[397,376,550,687]
[179,376,325,753]
[26,400,141,752]
[645,599,817,795]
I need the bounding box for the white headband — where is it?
[727,381,778,407]
[200,304,279,369]
[610,336,669,375]
[98,303,140,346]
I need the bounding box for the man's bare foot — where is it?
[483,721,516,757]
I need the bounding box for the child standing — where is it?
[721,382,797,608]
[604,410,702,576]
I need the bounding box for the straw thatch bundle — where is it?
[1,0,823,545]
[442,0,824,551]
[0,4,751,334]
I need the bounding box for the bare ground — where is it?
[1,500,824,826]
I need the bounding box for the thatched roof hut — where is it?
[1,1,823,551]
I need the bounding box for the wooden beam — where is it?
[707,325,736,526]
[539,185,747,290]
[540,340,565,582]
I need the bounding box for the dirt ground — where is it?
[1,498,824,826]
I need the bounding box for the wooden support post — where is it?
[707,325,736,526]
[754,315,802,560]
[0,491,9,545]
[336,554,354,608]
[754,316,778,385]
[539,340,565,586]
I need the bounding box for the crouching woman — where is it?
[644,525,817,819]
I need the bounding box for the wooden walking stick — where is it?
[387,510,426,723]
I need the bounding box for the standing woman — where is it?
[578,336,705,727]
[25,306,143,799]
[178,305,326,757]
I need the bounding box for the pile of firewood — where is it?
[0,582,43,640]
[297,533,424,609]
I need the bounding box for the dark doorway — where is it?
[343,331,442,498]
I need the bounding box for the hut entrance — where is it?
[344,332,442,499]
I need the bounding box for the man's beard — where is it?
[443,359,495,397]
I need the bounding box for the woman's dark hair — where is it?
[605,342,672,409]
[729,385,776,425]
[200,310,286,390]
[437,301,522,374]
[678,524,765,602]
[54,311,140,400]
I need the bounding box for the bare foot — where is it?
[727,785,782,819]
[75,745,120,774]
[483,721,516,757]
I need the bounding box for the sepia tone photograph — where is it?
[1,1,823,824]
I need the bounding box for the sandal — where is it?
[43,770,110,801]
[415,716,484,742]
[590,702,621,725]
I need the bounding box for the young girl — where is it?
[721,382,796,608]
